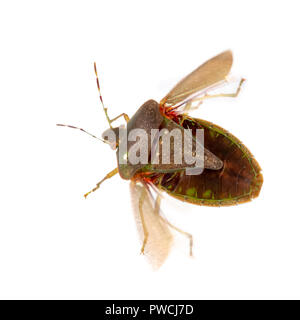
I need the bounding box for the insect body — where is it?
[151,115,262,206]
[58,51,263,268]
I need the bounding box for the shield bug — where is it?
[58,50,263,269]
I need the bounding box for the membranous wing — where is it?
[160,50,233,108]
[130,180,173,269]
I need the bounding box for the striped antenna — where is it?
[56,124,109,144]
[94,62,112,128]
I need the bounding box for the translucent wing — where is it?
[130,180,173,269]
[160,50,233,108]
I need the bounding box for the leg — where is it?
[84,168,118,198]
[182,100,203,114]
[110,113,130,124]
[179,100,203,125]
[138,189,149,254]
[154,195,193,257]
[170,78,245,115]
[194,78,245,103]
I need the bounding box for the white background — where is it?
[1,0,299,299]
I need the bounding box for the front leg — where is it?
[84,168,118,198]
[109,113,130,124]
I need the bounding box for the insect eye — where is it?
[102,127,119,150]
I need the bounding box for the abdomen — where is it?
[150,116,263,206]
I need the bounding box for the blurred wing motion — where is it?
[160,50,233,108]
[130,180,173,269]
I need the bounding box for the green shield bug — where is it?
[58,51,263,268]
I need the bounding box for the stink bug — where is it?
[58,51,263,269]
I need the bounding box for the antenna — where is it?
[94,62,112,128]
[56,124,109,144]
